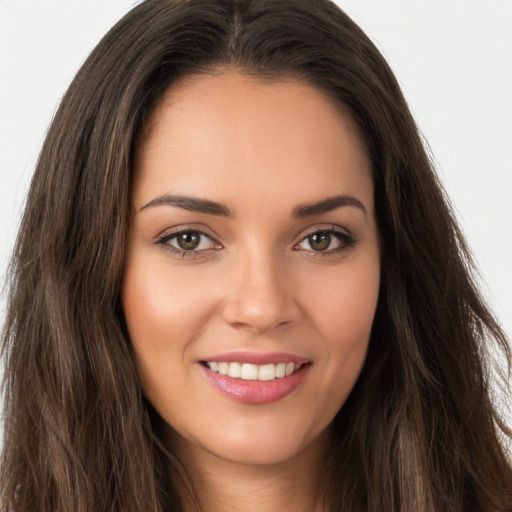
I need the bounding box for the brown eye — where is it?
[296,228,354,255]
[157,229,222,256]
[175,232,201,250]
[308,231,331,251]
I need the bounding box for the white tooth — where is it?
[275,363,286,378]
[258,364,276,381]
[241,363,258,380]
[218,362,229,375]
[285,362,295,376]
[208,361,219,372]
[294,363,301,372]
[227,362,241,378]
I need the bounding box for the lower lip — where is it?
[200,364,310,404]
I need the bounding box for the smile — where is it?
[204,361,303,381]
[200,356,311,404]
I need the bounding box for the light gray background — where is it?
[1,2,511,355]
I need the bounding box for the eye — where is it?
[296,229,354,254]
[156,229,221,256]
[170,231,210,251]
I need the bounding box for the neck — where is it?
[167,428,333,512]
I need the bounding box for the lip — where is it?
[199,353,311,404]
[200,351,310,366]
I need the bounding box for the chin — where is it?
[170,414,332,468]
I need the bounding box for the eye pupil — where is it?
[177,232,200,250]
[309,232,331,251]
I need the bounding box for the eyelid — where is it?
[297,224,351,240]
[154,223,220,241]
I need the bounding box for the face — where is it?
[122,72,380,467]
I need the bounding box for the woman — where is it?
[1,0,511,510]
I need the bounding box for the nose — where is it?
[221,249,302,333]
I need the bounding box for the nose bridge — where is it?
[221,242,300,332]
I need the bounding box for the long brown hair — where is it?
[2,0,511,510]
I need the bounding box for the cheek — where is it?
[310,258,379,341]
[121,259,202,410]
[121,261,197,403]
[122,258,215,349]
[303,256,380,395]
[121,254,231,407]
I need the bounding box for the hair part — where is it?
[2,0,511,510]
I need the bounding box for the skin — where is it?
[122,72,380,512]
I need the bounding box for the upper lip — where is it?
[200,351,310,366]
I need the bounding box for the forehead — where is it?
[133,72,373,214]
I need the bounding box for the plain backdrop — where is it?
[1,1,511,376]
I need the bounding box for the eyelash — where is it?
[155,229,220,259]
[294,227,356,257]
[155,226,356,259]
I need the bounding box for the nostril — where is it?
[221,294,301,333]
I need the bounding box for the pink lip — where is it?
[199,362,311,405]
[201,351,310,366]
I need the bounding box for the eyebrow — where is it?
[140,194,232,216]
[140,193,366,218]
[292,195,367,218]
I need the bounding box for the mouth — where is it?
[201,361,304,381]
[199,354,311,404]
